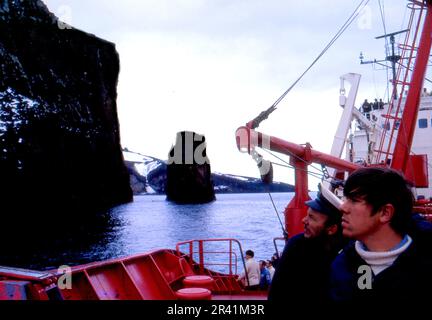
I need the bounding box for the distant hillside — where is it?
[211,173,294,193]
[123,149,294,194]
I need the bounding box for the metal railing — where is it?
[175,238,247,279]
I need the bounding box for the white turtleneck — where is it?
[355,235,412,275]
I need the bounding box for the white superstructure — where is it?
[348,92,432,199]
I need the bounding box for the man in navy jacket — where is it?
[330,167,432,303]
[268,187,345,303]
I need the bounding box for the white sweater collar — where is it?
[355,235,412,275]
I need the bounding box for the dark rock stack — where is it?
[0,0,132,227]
[166,131,215,204]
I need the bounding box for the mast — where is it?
[375,29,409,100]
[391,1,432,172]
[360,29,409,101]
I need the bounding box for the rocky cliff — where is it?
[0,0,132,225]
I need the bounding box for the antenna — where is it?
[359,28,410,100]
[376,29,409,100]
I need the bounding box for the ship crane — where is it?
[236,0,432,236]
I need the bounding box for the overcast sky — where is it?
[43,0,421,188]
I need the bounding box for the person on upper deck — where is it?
[362,99,371,113]
[330,167,432,303]
[372,98,379,110]
[268,185,346,303]
[361,99,371,120]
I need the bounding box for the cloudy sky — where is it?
[44,0,420,188]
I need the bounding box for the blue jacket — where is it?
[330,236,432,303]
[260,267,271,289]
[268,233,344,303]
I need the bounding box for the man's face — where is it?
[340,196,380,240]
[302,208,329,238]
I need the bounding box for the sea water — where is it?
[101,193,293,273]
[2,193,310,272]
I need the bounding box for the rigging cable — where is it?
[270,159,327,181]
[396,60,432,84]
[267,191,289,239]
[259,147,336,182]
[262,151,324,239]
[261,145,346,238]
[249,0,370,129]
[378,0,391,102]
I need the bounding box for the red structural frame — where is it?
[236,0,432,237]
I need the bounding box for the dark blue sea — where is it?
[3,193,306,272]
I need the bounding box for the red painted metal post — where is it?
[392,2,432,171]
[285,157,310,237]
[235,126,360,237]
[229,240,233,276]
[198,240,205,273]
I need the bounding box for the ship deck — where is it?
[212,291,268,300]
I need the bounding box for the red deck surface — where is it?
[0,247,254,300]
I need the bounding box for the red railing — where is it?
[175,238,246,277]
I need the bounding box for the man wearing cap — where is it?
[268,188,345,303]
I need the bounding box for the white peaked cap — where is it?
[320,183,343,210]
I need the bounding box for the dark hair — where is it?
[245,250,254,257]
[325,209,342,228]
[343,167,414,235]
[321,203,343,238]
